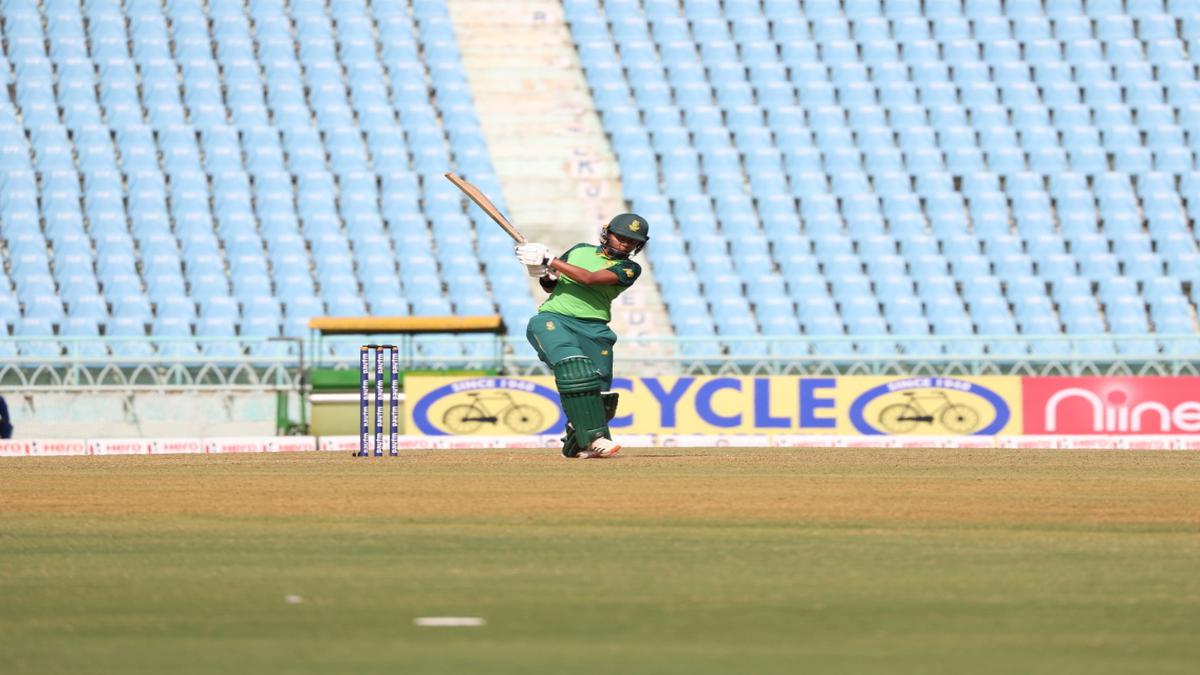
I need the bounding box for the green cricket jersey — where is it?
[538,244,642,322]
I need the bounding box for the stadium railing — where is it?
[1,334,1199,390]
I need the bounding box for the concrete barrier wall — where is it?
[0,392,278,438]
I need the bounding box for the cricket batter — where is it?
[515,213,649,458]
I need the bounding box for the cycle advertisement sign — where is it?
[846,376,1016,436]
[407,376,566,436]
[405,376,1023,436]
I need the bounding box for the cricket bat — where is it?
[444,172,526,244]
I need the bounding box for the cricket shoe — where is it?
[585,437,621,458]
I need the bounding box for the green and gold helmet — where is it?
[601,212,649,258]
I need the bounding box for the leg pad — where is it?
[554,357,609,449]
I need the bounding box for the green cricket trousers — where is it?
[525,311,617,390]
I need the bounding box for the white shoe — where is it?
[588,437,621,458]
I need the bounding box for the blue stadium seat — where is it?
[4,0,1197,364]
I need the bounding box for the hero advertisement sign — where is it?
[1023,377,1200,435]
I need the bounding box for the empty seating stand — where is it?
[0,0,521,362]
[566,0,1200,359]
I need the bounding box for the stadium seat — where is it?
[583,0,1200,359]
[2,0,1195,371]
[0,0,524,365]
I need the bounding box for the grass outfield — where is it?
[1,448,1198,674]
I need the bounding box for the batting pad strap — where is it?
[601,392,619,421]
[553,356,601,394]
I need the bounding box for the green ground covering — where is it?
[1,448,1198,674]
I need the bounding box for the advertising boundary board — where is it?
[406,375,1200,437]
[2,375,1194,457]
[0,435,1195,457]
[1023,377,1200,435]
[404,375,1025,436]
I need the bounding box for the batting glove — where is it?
[515,243,551,266]
[525,263,548,277]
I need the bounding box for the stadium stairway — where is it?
[447,0,676,364]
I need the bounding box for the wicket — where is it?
[359,344,400,457]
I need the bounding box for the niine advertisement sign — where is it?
[1022,377,1200,435]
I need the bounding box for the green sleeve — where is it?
[611,259,642,286]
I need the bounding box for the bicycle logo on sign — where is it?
[877,391,981,434]
[441,392,545,434]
